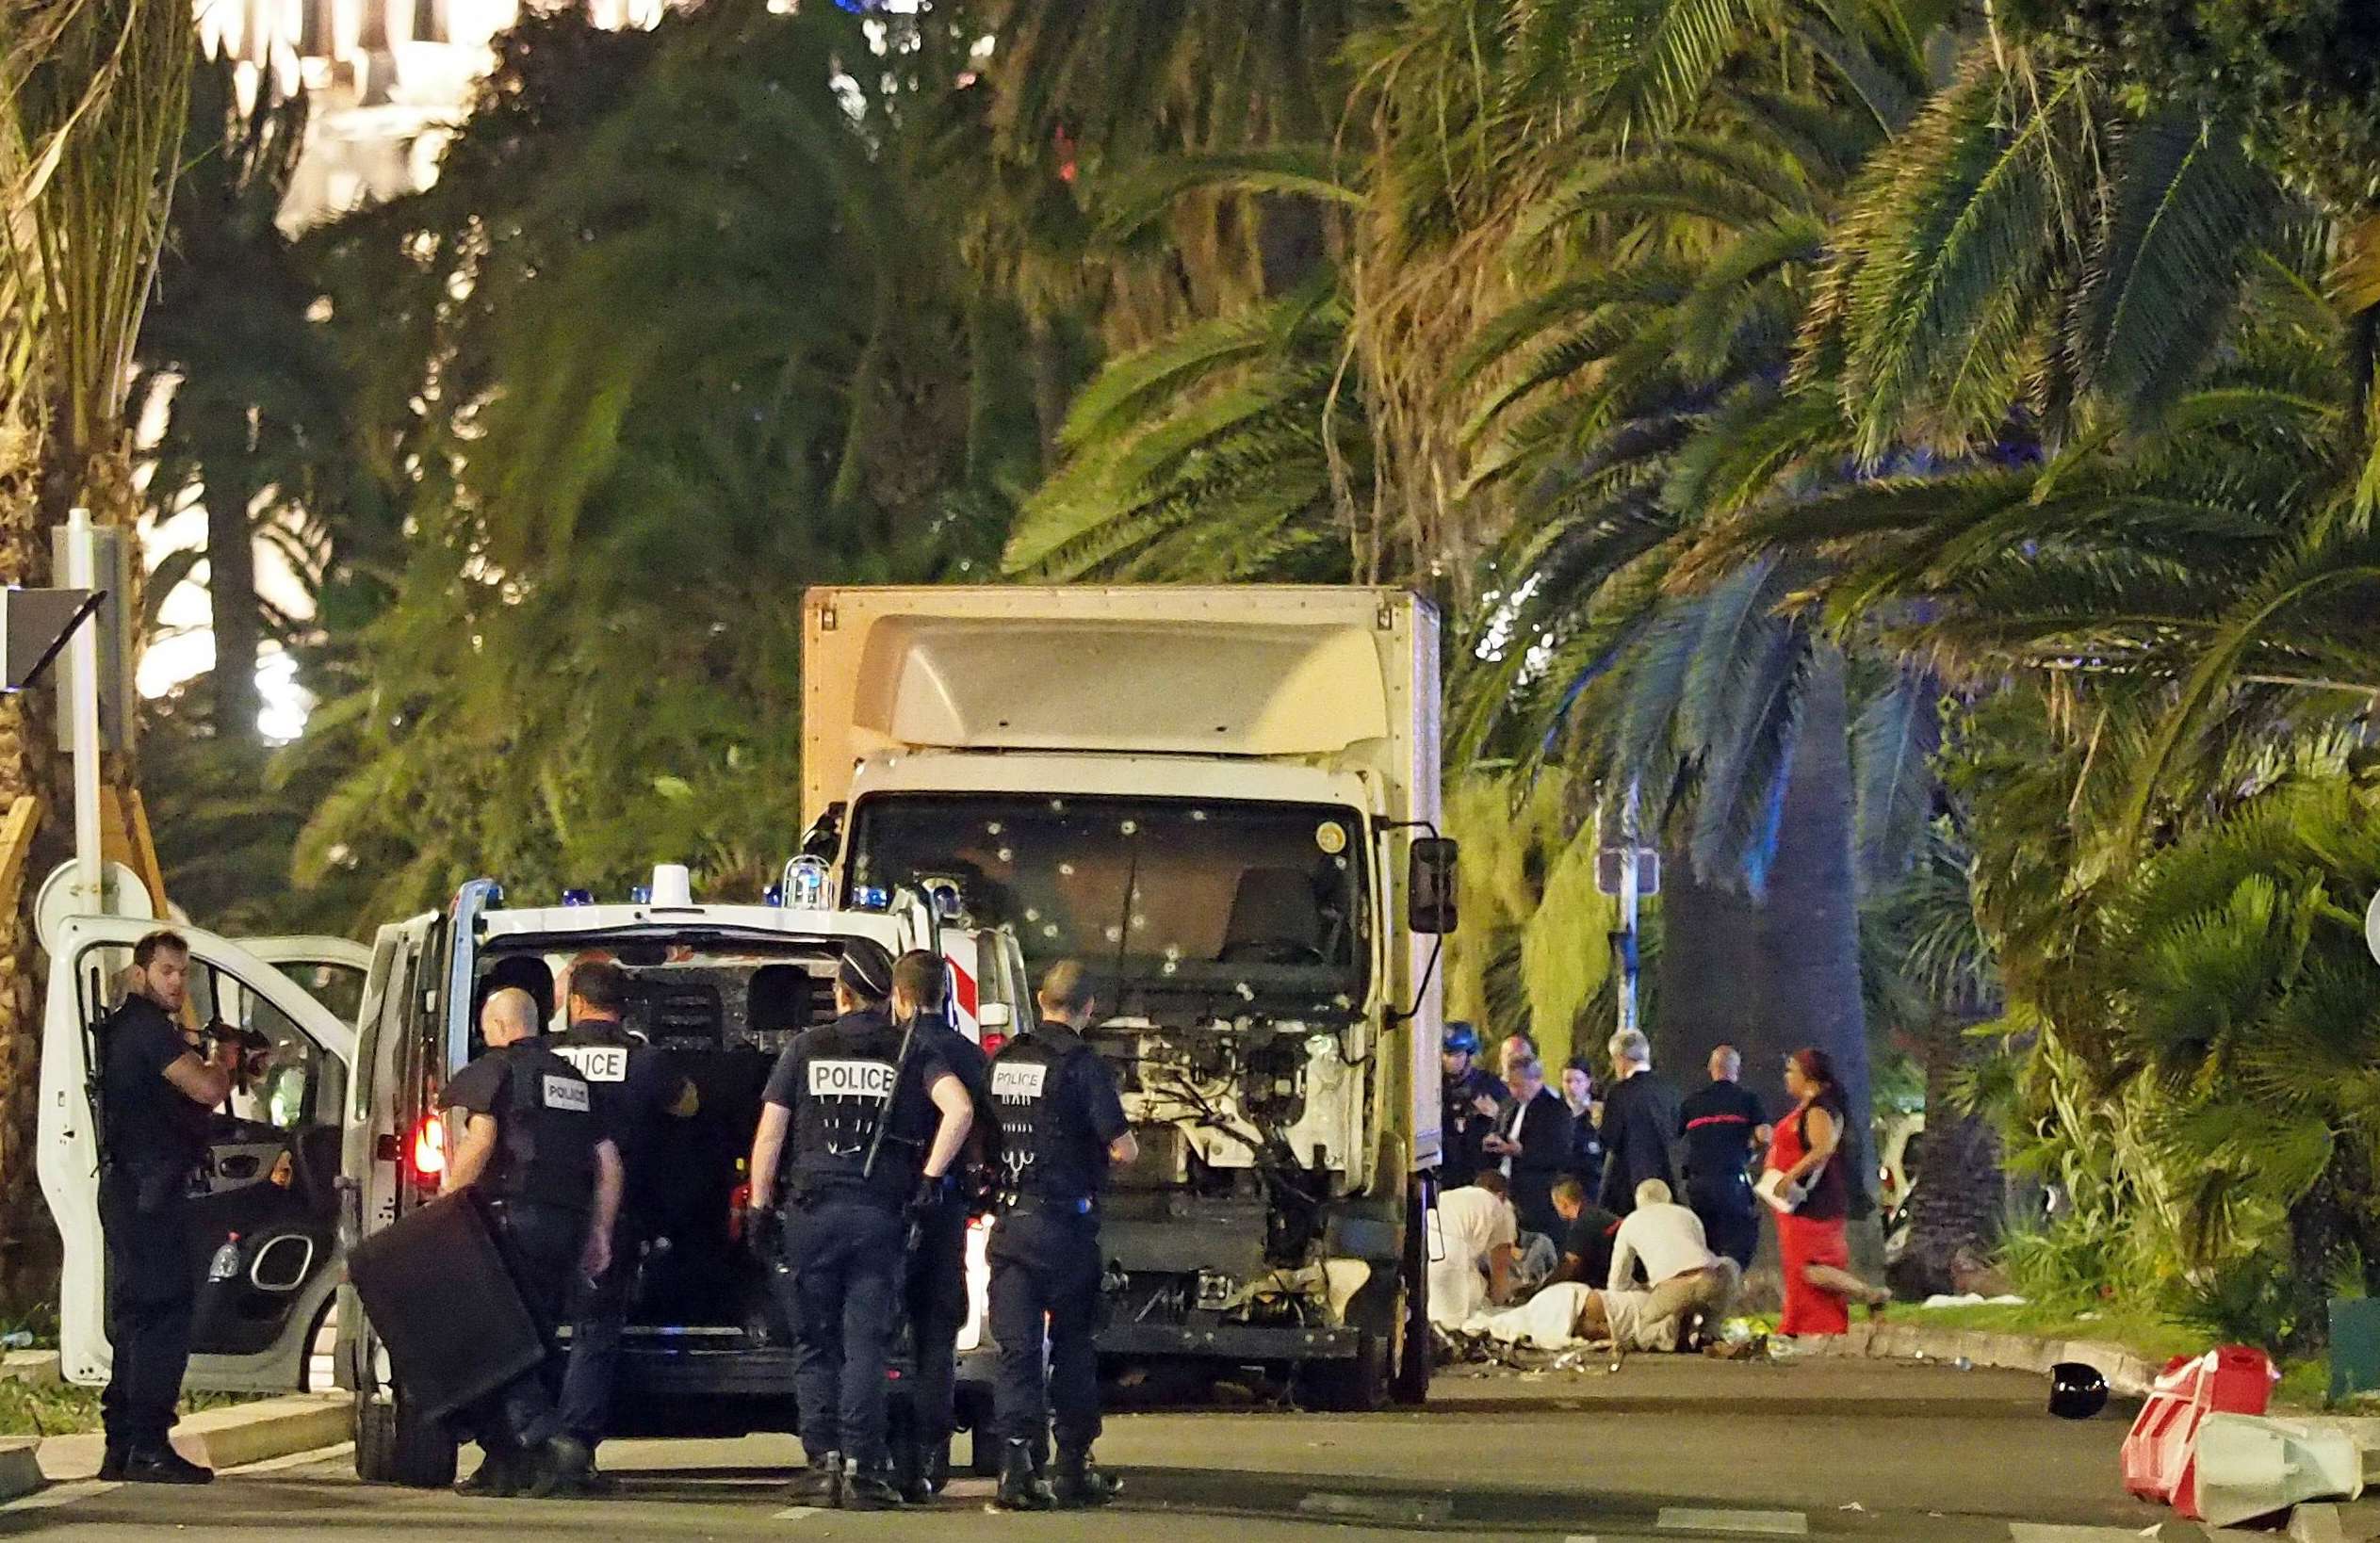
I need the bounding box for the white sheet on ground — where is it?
[1463,1283,1678,1353]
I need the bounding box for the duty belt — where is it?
[1005,1194,1094,1218]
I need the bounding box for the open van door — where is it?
[38,918,364,1394]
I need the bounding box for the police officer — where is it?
[1677,1044,1769,1270]
[439,986,624,1498]
[889,949,989,1502]
[1440,1023,1508,1190]
[986,960,1135,1512]
[546,958,698,1493]
[747,939,973,1510]
[95,931,236,1484]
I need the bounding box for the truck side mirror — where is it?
[1408,836,1459,934]
[799,802,844,862]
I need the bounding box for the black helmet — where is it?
[1443,1022,1481,1056]
[2047,1361,2109,1421]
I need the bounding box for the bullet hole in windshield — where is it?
[1103,926,1122,943]
[986,821,1003,836]
[1120,820,1138,836]
[1042,924,1061,939]
[1058,862,1075,876]
[998,847,1014,863]
[1023,907,1040,922]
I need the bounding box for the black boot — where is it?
[454,1445,520,1498]
[120,1448,213,1486]
[840,1455,903,1511]
[1051,1448,1121,1508]
[924,1437,951,1497]
[783,1451,842,1506]
[98,1444,127,1482]
[993,1439,1054,1512]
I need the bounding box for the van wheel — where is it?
[1296,1334,1389,1413]
[354,1386,456,1487]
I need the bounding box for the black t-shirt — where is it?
[100,996,209,1179]
[1563,1203,1623,1284]
[547,1016,688,1216]
[763,1006,954,1203]
[1679,1080,1767,1185]
[439,1038,605,1209]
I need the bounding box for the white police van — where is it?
[38,910,371,1397]
[335,864,1025,1486]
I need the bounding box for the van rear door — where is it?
[39,918,361,1392]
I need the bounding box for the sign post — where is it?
[1596,785,1661,1040]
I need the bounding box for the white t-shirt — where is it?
[1427,1184,1518,1328]
[1608,1201,1717,1291]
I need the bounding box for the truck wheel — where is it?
[1392,1180,1431,1405]
[354,1385,457,1487]
[1297,1334,1389,1413]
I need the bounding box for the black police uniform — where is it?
[437,1037,605,1463]
[95,993,213,1467]
[901,1014,988,1490]
[547,1015,688,1454]
[986,1022,1128,1490]
[1679,1079,1767,1269]
[1440,1064,1508,1189]
[761,1005,949,1481]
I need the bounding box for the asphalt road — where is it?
[0,1357,2190,1541]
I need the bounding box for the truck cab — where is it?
[38,915,371,1396]
[334,868,1026,1487]
[803,585,1455,1410]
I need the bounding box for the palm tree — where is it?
[0,0,192,1292]
[137,47,351,751]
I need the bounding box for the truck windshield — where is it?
[847,793,1368,1010]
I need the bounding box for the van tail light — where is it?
[408,1113,446,1188]
[981,1032,1006,1058]
[727,1181,752,1241]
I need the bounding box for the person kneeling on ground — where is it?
[1540,1176,1622,1291]
[1607,1178,1739,1348]
[1426,1173,1520,1329]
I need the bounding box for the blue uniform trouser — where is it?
[785,1194,903,1467]
[456,1197,581,1454]
[557,1217,640,1449]
[98,1170,197,1454]
[1688,1174,1760,1271]
[987,1209,1102,1457]
[904,1194,970,1447]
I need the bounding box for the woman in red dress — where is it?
[1768,1048,1889,1338]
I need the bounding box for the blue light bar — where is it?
[562,888,593,907]
[629,885,651,904]
[852,885,889,912]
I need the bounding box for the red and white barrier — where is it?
[2121,1345,2277,1519]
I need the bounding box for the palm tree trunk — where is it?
[205,451,263,745]
[1655,837,1769,1082]
[1760,643,1877,1234]
[1893,1010,2003,1297]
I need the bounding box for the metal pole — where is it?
[63,509,104,912]
[1617,779,1640,1037]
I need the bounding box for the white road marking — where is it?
[2007,1527,2168,1542]
[1656,1508,1811,1536]
[772,1504,824,1520]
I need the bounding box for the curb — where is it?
[0,1437,41,1502]
[0,1351,59,1386]
[34,1392,350,1482]
[1807,1320,2160,1396]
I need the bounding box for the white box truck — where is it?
[800,585,1455,1409]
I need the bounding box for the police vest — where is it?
[989,1031,1099,1207]
[488,1042,602,1211]
[787,1015,923,1204]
